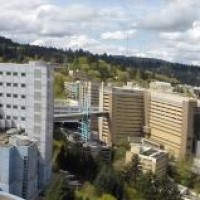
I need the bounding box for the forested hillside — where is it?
[0,36,199,86]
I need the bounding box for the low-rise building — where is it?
[126,139,168,177]
[0,133,39,199]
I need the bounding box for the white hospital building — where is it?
[0,61,54,199]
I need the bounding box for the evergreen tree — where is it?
[45,175,75,200]
[123,154,141,185]
[95,166,124,200]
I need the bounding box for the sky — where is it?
[0,0,200,65]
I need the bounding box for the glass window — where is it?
[0,93,3,97]
[21,73,26,77]
[21,84,26,88]
[6,72,11,76]
[21,117,25,121]
[6,93,11,97]
[6,104,11,108]
[21,95,26,99]
[21,106,26,110]
[6,116,11,119]
[6,83,11,86]
[13,72,18,76]
[13,105,18,109]
[13,116,18,120]
[13,83,18,87]
[13,94,18,98]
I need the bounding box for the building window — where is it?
[6,72,11,76]
[6,116,11,119]
[21,73,26,77]
[21,106,26,110]
[13,116,18,120]
[6,83,11,87]
[21,117,25,121]
[13,72,18,76]
[21,84,26,88]
[0,93,3,97]
[6,104,11,108]
[13,94,18,98]
[13,105,18,109]
[13,83,18,87]
[21,95,26,99]
[0,72,3,75]
[6,93,11,97]
[0,83,3,86]
[0,104,3,107]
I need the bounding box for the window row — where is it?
[0,104,26,110]
[0,93,26,98]
[0,83,26,87]
[2,116,26,121]
[0,72,26,77]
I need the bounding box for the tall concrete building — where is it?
[144,91,197,158]
[0,61,54,198]
[99,86,144,145]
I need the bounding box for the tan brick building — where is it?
[144,91,197,158]
[100,85,198,159]
[126,138,168,177]
[99,87,144,145]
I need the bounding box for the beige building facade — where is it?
[100,84,198,159]
[126,140,168,177]
[99,87,144,145]
[144,91,197,158]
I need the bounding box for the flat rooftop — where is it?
[141,147,167,158]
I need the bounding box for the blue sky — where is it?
[0,0,200,65]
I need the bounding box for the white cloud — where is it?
[101,30,136,40]
[0,0,199,65]
[139,0,200,31]
[31,34,99,49]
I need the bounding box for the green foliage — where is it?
[55,143,99,181]
[175,159,196,188]
[98,194,117,200]
[0,36,199,86]
[137,173,182,200]
[75,182,98,200]
[45,174,75,200]
[94,166,124,200]
[124,184,142,200]
[54,72,68,99]
[123,154,141,185]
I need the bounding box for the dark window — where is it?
[13,72,18,76]
[13,83,18,87]
[13,116,18,120]
[21,117,25,121]
[6,94,11,97]
[21,73,26,77]
[6,116,11,119]
[6,72,11,76]
[13,105,18,109]
[21,95,26,99]
[0,93,3,97]
[6,104,11,108]
[21,84,26,88]
[21,106,26,110]
[13,94,18,98]
[6,83,11,86]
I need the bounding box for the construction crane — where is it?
[78,82,91,142]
